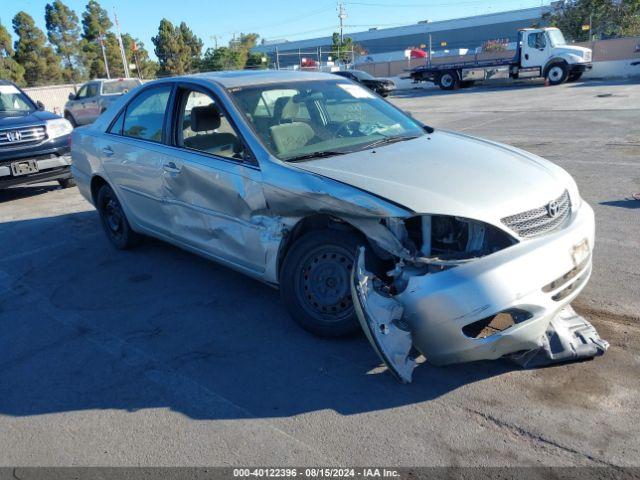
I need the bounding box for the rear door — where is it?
[99,83,175,234]
[70,84,89,124]
[161,84,269,274]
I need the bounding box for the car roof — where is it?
[0,79,15,86]
[175,69,340,88]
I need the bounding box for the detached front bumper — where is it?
[353,202,609,383]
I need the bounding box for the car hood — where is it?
[0,110,60,128]
[555,45,591,58]
[291,130,575,226]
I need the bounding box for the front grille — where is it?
[501,190,571,238]
[0,125,47,148]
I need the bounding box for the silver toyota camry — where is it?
[71,70,608,383]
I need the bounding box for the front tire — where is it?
[64,112,77,128]
[280,230,362,337]
[58,177,76,188]
[96,184,139,250]
[546,62,569,85]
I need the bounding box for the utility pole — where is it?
[210,35,219,49]
[98,31,111,79]
[113,8,130,78]
[337,1,347,44]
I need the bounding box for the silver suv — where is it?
[64,78,141,126]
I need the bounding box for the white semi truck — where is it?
[410,28,592,90]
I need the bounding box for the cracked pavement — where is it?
[0,79,639,466]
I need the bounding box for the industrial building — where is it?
[252,5,556,66]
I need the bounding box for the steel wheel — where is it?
[97,184,139,249]
[297,246,354,320]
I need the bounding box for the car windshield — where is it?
[230,80,425,161]
[0,84,35,114]
[547,29,567,47]
[102,79,140,95]
[353,70,375,81]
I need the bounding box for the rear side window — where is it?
[122,85,172,142]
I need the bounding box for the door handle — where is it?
[163,161,181,174]
[102,146,114,156]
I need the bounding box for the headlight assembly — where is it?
[46,118,73,140]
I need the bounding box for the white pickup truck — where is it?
[410,27,592,90]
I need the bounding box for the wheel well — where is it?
[543,59,567,76]
[276,214,363,282]
[90,175,108,205]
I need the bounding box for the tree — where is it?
[152,19,191,76]
[200,46,243,71]
[179,22,203,72]
[545,0,640,41]
[122,34,158,79]
[12,11,62,86]
[81,0,112,42]
[0,22,25,85]
[245,52,267,69]
[331,32,355,64]
[45,0,83,82]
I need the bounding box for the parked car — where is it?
[333,70,396,96]
[64,78,142,126]
[71,71,607,383]
[0,79,74,190]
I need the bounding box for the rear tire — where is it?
[546,62,568,85]
[96,184,140,250]
[280,230,363,337]
[58,177,76,188]
[437,70,460,90]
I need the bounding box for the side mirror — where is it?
[36,101,45,111]
[68,92,76,100]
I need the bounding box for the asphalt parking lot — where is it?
[1,79,639,467]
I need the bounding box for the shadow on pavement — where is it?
[600,199,640,209]
[0,182,61,202]
[0,211,516,421]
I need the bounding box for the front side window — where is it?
[177,89,244,160]
[528,32,546,49]
[123,85,171,141]
[0,84,35,114]
[86,83,99,97]
[75,85,88,99]
[231,80,425,161]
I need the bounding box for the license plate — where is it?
[571,239,590,267]
[11,160,39,176]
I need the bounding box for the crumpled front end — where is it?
[352,201,609,383]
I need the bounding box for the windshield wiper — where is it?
[285,150,346,162]
[357,134,421,151]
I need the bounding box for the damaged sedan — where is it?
[71,70,608,383]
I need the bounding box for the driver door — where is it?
[521,30,549,69]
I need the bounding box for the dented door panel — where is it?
[162,152,270,273]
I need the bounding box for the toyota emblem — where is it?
[6,130,22,142]
[547,200,560,218]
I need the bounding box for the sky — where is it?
[1,0,551,58]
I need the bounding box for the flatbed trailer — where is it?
[410,28,592,90]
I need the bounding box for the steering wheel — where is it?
[335,120,362,138]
